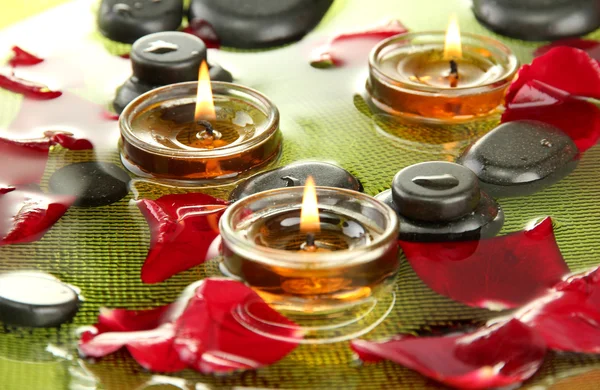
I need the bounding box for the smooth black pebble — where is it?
[472,0,600,41]
[0,272,80,328]
[98,0,184,44]
[377,161,504,242]
[188,0,334,49]
[49,162,131,207]
[113,31,232,113]
[229,161,362,201]
[457,120,579,198]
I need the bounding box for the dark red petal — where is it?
[97,306,172,332]
[0,188,74,245]
[0,73,62,100]
[517,267,600,353]
[310,19,407,68]
[137,193,229,283]
[351,319,546,389]
[8,46,44,67]
[183,20,220,49]
[0,137,50,188]
[534,39,600,62]
[502,80,600,152]
[173,278,300,374]
[48,132,94,150]
[400,218,569,310]
[506,47,600,103]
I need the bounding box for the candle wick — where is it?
[305,232,316,248]
[449,59,459,88]
[197,119,214,136]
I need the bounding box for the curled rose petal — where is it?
[310,19,407,68]
[534,39,600,63]
[47,132,94,150]
[0,188,74,246]
[0,137,50,188]
[0,73,62,100]
[80,278,300,374]
[183,19,220,49]
[8,46,44,67]
[517,266,600,353]
[400,218,569,310]
[506,47,600,103]
[137,193,229,283]
[351,319,546,389]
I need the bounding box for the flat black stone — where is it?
[229,161,362,201]
[49,162,131,207]
[188,0,334,49]
[457,120,580,197]
[98,0,184,44]
[473,0,600,41]
[392,162,481,222]
[0,272,80,328]
[377,189,504,242]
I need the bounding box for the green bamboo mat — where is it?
[1,0,600,389]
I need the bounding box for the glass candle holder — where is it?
[218,187,399,343]
[119,81,282,184]
[366,32,519,124]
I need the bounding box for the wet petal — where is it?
[8,46,44,67]
[0,137,50,188]
[0,73,62,100]
[400,218,569,310]
[506,47,600,103]
[517,267,600,353]
[310,19,407,68]
[534,39,600,63]
[502,80,600,152]
[0,188,74,245]
[351,319,546,389]
[173,278,300,374]
[137,193,229,284]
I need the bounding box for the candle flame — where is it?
[444,15,462,60]
[195,61,216,121]
[300,176,320,233]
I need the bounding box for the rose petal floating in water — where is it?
[400,218,569,310]
[534,39,600,63]
[8,46,44,67]
[0,188,74,246]
[506,47,600,103]
[351,319,547,389]
[0,73,62,100]
[310,19,407,68]
[137,193,229,284]
[0,137,50,189]
[80,278,300,373]
[502,79,600,153]
[517,266,600,354]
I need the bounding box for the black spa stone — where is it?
[457,120,580,198]
[0,271,80,328]
[113,31,232,113]
[49,162,131,207]
[98,0,184,44]
[472,0,600,41]
[188,0,334,49]
[377,161,504,242]
[229,161,362,201]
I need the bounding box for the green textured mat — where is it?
[1,0,600,389]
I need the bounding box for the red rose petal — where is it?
[183,19,221,49]
[80,279,300,374]
[47,132,94,150]
[173,279,300,374]
[0,137,50,188]
[506,47,600,103]
[534,39,600,63]
[517,267,600,353]
[502,80,600,152]
[137,193,229,283]
[351,319,546,389]
[0,188,74,246]
[8,46,44,67]
[400,218,569,310]
[310,19,407,68]
[0,73,62,100]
